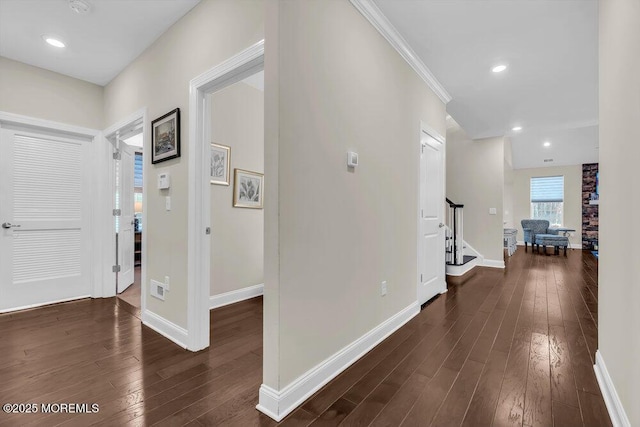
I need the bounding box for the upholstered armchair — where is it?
[521,219,557,251]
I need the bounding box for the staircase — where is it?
[445,198,478,276]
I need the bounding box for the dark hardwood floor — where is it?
[0,248,610,426]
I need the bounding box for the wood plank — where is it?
[309,398,357,426]
[548,324,579,408]
[578,390,613,427]
[552,400,583,427]
[370,373,430,427]
[431,359,485,427]
[492,336,531,426]
[461,349,509,426]
[563,321,600,395]
[400,366,459,426]
[523,331,552,427]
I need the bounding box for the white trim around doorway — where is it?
[103,108,148,323]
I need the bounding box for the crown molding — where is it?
[350,0,452,104]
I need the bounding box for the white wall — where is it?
[512,165,582,247]
[0,56,103,129]
[446,124,504,262]
[103,0,264,328]
[599,0,640,424]
[503,138,515,229]
[263,0,446,390]
[209,81,264,296]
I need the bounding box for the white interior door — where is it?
[418,131,446,305]
[0,128,90,311]
[117,143,135,293]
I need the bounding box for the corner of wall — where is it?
[257,301,419,421]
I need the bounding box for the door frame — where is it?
[417,120,447,304]
[0,111,101,311]
[187,40,264,351]
[103,108,148,315]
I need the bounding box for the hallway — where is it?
[0,249,609,426]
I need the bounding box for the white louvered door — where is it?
[0,129,90,311]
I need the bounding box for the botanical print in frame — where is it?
[151,108,180,164]
[233,169,264,209]
[210,143,230,185]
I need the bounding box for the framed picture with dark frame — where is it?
[233,169,264,209]
[151,108,180,164]
[210,143,231,185]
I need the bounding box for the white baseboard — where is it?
[209,283,264,310]
[0,295,91,314]
[142,309,188,349]
[482,259,505,269]
[256,301,420,421]
[594,350,631,427]
[446,258,479,277]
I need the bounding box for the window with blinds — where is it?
[134,153,143,188]
[530,176,564,226]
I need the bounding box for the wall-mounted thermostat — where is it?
[157,172,170,189]
[347,151,359,167]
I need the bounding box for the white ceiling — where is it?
[0,0,200,86]
[373,0,598,169]
[0,0,598,169]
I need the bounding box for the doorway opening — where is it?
[187,40,264,351]
[207,70,264,333]
[105,116,145,311]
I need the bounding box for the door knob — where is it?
[439,223,445,228]
[2,222,20,229]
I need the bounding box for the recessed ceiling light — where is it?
[543,141,551,147]
[492,64,507,73]
[512,126,522,131]
[43,36,65,48]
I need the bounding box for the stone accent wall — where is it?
[582,163,599,250]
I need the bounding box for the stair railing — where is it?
[446,198,464,265]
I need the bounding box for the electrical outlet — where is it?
[150,279,166,301]
[381,281,387,296]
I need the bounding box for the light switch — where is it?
[347,151,359,167]
[165,196,171,211]
[489,208,497,215]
